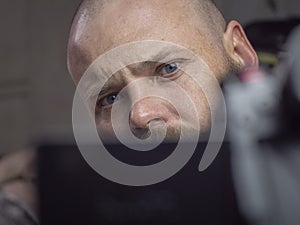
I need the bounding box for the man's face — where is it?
[70,0,238,141]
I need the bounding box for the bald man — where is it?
[67,0,258,142]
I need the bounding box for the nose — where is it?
[129,97,176,138]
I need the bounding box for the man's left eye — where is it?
[162,62,179,74]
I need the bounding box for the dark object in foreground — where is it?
[38,141,246,225]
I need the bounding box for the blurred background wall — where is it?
[0,0,81,153]
[216,0,300,25]
[0,0,300,154]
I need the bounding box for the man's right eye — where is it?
[97,92,119,107]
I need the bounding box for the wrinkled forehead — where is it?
[71,0,208,82]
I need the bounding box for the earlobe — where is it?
[224,20,258,68]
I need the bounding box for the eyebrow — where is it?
[127,48,187,73]
[98,85,110,97]
[148,47,186,63]
[90,47,189,98]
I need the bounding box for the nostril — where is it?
[131,119,165,139]
[132,127,150,139]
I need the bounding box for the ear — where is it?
[223,20,258,68]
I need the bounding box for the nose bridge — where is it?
[126,78,147,101]
[122,66,154,98]
[123,74,159,108]
[120,68,173,130]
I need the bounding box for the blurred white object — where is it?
[225,26,300,225]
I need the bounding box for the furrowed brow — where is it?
[129,48,186,72]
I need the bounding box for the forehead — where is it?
[72,0,215,83]
[81,2,208,52]
[97,0,192,43]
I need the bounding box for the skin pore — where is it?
[67,0,258,141]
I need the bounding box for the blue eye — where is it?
[164,62,178,74]
[107,94,117,104]
[157,61,183,79]
[99,93,119,107]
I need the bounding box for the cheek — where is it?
[177,75,212,131]
[95,111,115,139]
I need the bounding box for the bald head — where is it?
[67,0,258,143]
[73,0,225,30]
[67,0,229,82]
